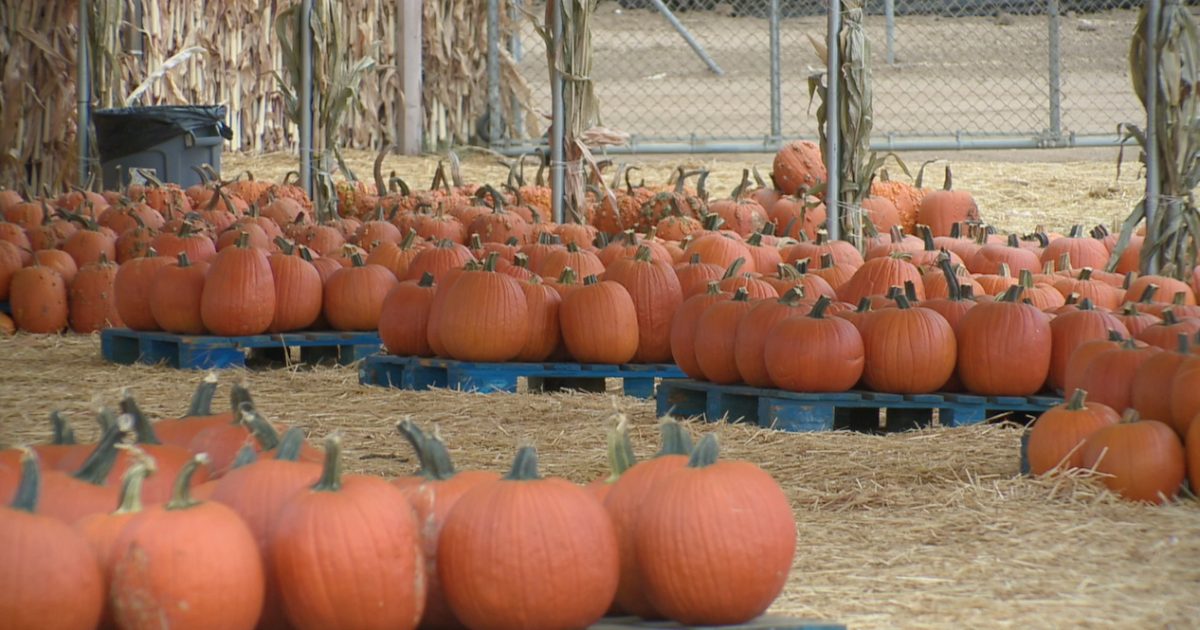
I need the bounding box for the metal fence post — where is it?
[487,0,502,144]
[550,0,565,224]
[826,0,841,241]
[1144,0,1161,276]
[770,0,782,140]
[299,0,313,197]
[884,0,895,65]
[509,0,524,139]
[1048,0,1062,142]
[78,0,90,187]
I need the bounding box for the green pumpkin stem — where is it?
[350,251,367,267]
[1173,291,1187,306]
[939,257,962,301]
[397,419,460,481]
[1138,284,1160,303]
[685,433,720,468]
[165,454,210,510]
[272,427,306,462]
[230,443,258,469]
[234,231,251,249]
[229,382,255,418]
[418,272,436,288]
[583,274,600,286]
[114,460,153,515]
[1065,388,1088,411]
[809,295,833,318]
[1177,333,1190,355]
[894,295,912,310]
[185,373,219,417]
[10,450,40,512]
[49,411,75,445]
[722,258,746,279]
[73,410,127,485]
[557,267,578,285]
[998,285,1025,303]
[241,404,282,451]
[655,418,694,457]
[1160,308,1179,326]
[601,415,637,483]
[503,446,542,481]
[731,287,750,302]
[634,245,653,262]
[312,435,345,492]
[120,390,162,445]
[778,285,806,306]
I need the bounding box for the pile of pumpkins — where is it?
[0,377,796,630]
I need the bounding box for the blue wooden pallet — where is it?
[657,379,1062,433]
[590,614,843,629]
[359,354,685,398]
[101,327,382,370]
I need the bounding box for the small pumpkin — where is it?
[1026,389,1120,475]
[323,250,399,331]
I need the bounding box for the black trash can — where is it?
[93,105,233,191]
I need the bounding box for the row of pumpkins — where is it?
[0,378,796,630]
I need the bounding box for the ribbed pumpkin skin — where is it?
[210,458,322,630]
[834,255,925,306]
[560,280,639,364]
[115,255,175,331]
[680,234,756,274]
[150,257,210,334]
[323,262,398,331]
[1046,308,1128,392]
[438,476,619,630]
[11,265,69,333]
[405,241,473,283]
[267,251,323,332]
[604,251,684,363]
[1062,336,1122,400]
[540,246,605,281]
[956,297,1052,396]
[859,304,956,394]
[1,509,105,630]
[200,243,276,336]
[1081,418,1186,504]
[1187,415,1200,494]
[427,267,470,358]
[603,455,691,620]
[765,306,864,392]
[1169,356,1200,438]
[733,294,813,388]
[670,287,732,380]
[1076,343,1161,416]
[398,470,501,630]
[111,501,264,630]
[70,257,123,333]
[635,459,796,626]
[0,239,21,300]
[515,280,562,362]
[440,267,530,362]
[1130,340,1192,435]
[1039,236,1109,271]
[693,295,756,384]
[915,169,980,238]
[380,277,438,357]
[1026,391,1120,475]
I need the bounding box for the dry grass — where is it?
[1,335,1196,629]
[224,148,1145,235]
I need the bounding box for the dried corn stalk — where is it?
[1111,1,1200,278]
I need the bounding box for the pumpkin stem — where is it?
[685,433,720,468]
[417,271,436,288]
[819,252,835,269]
[1065,388,1088,411]
[903,280,919,303]
[939,257,962,301]
[1119,409,1140,425]
[230,443,258,469]
[229,382,255,418]
[1173,291,1187,306]
[1078,267,1093,281]
[703,280,722,295]
[1160,308,1179,326]
[185,373,219,417]
[502,445,542,481]
[656,418,694,457]
[998,285,1025,303]
[809,295,833,319]
[1077,298,1095,311]
[1106,328,1125,342]
[731,287,750,302]
[894,294,912,310]
[778,285,806,306]
[120,390,162,445]
[234,230,251,249]
[633,244,653,262]
[1018,269,1034,289]
[557,267,578,285]
[397,419,460,481]
[1177,333,1190,355]
[10,450,40,512]
[919,225,936,251]
[242,404,282,451]
[601,415,637,483]
[313,435,345,492]
[114,458,154,515]
[73,410,127,486]
[165,454,210,510]
[481,251,501,272]
[722,258,746,279]
[48,410,76,445]
[583,274,600,286]
[1138,284,1160,303]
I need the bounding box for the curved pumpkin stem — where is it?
[777,285,806,306]
[721,258,746,280]
[313,435,344,492]
[165,454,210,511]
[685,433,720,468]
[120,389,163,446]
[10,449,40,512]
[48,410,76,446]
[396,419,461,481]
[1064,388,1088,411]
[601,415,637,484]
[73,410,127,485]
[114,457,155,515]
[503,446,542,481]
[656,418,693,457]
[230,443,258,469]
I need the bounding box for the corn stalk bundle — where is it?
[422,0,535,149]
[1112,0,1200,278]
[0,0,81,191]
[809,0,898,253]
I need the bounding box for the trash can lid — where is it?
[93,105,233,162]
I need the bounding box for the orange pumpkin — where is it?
[114,251,175,331]
[1026,389,1120,475]
[69,254,123,333]
[1076,339,1161,415]
[1047,299,1129,392]
[322,251,398,331]
[200,232,276,336]
[1081,411,1186,504]
[860,295,956,393]
[603,245,683,363]
[956,286,1052,396]
[915,166,980,238]
[515,276,562,362]
[772,140,826,196]
[10,262,69,334]
[766,295,865,392]
[379,272,438,357]
[733,287,813,388]
[693,288,755,384]
[149,252,210,334]
[438,252,530,362]
[560,275,639,364]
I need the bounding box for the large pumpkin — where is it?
[1075,339,1161,416]
[956,286,1052,396]
[438,252,530,362]
[693,287,755,384]
[438,446,619,630]
[323,250,399,331]
[69,254,123,333]
[1081,411,1186,504]
[200,232,276,336]
[733,287,813,388]
[0,451,105,630]
[636,434,796,626]
[603,245,684,363]
[859,295,956,394]
[150,252,210,334]
[670,282,732,380]
[394,421,500,629]
[111,455,264,630]
[10,261,69,333]
[603,420,693,619]
[1047,300,1129,392]
[560,275,639,364]
[772,140,826,196]
[1026,389,1120,475]
[271,436,424,630]
[765,295,865,393]
[515,276,563,362]
[267,239,323,332]
[380,272,439,357]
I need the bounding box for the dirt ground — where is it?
[1,337,1197,629]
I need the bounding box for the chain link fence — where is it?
[491,0,1142,153]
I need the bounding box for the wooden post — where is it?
[399,0,423,155]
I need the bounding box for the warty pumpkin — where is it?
[10,260,69,333]
[772,139,826,196]
[635,434,796,626]
[0,450,105,630]
[438,446,619,630]
[69,253,123,333]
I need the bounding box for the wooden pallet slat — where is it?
[100,328,382,369]
[589,614,845,629]
[659,379,1062,433]
[359,355,685,398]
